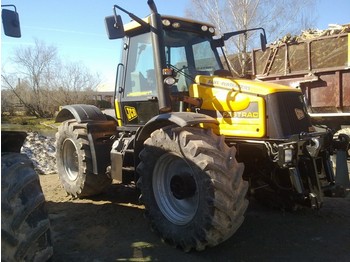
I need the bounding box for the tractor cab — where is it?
[105,5,266,129]
[106,12,222,126]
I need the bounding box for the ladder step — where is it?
[122,166,135,172]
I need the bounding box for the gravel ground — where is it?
[21,132,57,174]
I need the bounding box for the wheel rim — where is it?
[153,153,199,225]
[62,138,79,181]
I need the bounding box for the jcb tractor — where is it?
[55,0,349,251]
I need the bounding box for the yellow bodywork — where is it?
[114,100,123,126]
[190,75,302,138]
[124,17,151,33]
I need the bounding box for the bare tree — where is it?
[186,0,316,77]
[1,74,41,116]
[1,39,101,117]
[2,39,58,117]
[1,88,17,116]
[51,61,100,106]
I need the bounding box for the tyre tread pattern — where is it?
[1,153,53,261]
[137,126,248,251]
[55,120,111,197]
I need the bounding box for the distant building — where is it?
[93,82,114,108]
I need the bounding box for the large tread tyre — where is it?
[1,153,53,261]
[137,126,248,251]
[55,120,112,198]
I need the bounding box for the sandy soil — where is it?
[39,174,350,262]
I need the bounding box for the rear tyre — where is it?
[137,126,248,251]
[55,120,111,197]
[1,153,53,261]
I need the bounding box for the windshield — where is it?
[164,30,222,91]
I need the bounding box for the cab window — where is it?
[124,32,156,97]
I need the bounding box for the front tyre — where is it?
[137,126,248,251]
[1,153,53,261]
[55,120,111,197]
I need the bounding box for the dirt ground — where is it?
[39,174,350,262]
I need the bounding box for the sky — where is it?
[1,0,350,91]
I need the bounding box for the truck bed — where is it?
[251,26,350,129]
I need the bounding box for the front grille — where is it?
[266,92,312,139]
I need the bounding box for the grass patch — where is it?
[1,116,56,129]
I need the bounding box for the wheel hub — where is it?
[62,139,79,181]
[152,153,199,225]
[170,173,196,200]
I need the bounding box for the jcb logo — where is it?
[294,108,305,120]
[124,106,138,121]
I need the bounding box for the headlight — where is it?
[306,137,320,157]
[284,148,293,163]
[162,19,171,27]
[164,76,176,85]
[172,22,180,28]
[278,143,296,167]
[201,25,208,31]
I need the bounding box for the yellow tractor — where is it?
[55,0,349,251]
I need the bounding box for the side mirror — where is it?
[105,15,125,39]
[260,32,267,52]
[1,8,21,38]
[211,38,225,48]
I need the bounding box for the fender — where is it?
[134,112,219,160]
[137,111,219,142]
[56,104,117,175]
[55,104,107,123]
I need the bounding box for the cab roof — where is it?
[124,15,216,37]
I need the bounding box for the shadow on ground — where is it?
[44,180,350,262]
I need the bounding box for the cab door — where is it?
[116,32,159,126]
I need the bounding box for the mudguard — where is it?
[55,104,117,175]
[134,112,219,163]
[136,111,219,142]
[55,104,107,123]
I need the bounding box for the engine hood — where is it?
[194,75,301,96]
